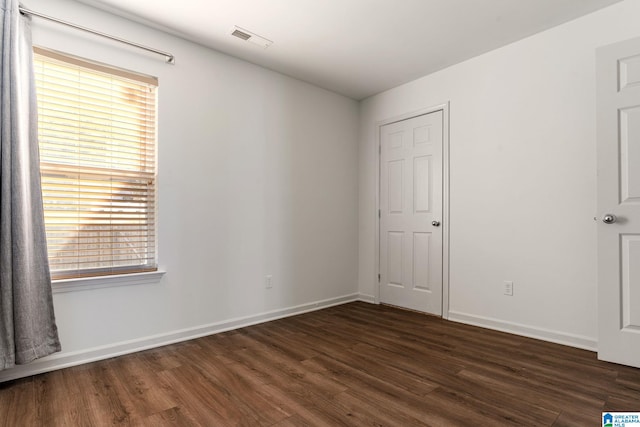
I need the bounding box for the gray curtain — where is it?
[0,0,60,370]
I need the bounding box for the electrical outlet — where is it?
[265,275,273,289]
[503,280,514,296]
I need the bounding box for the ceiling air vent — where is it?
[230,26,273,49]
[231,29,251,41]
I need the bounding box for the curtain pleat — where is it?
[0,0,61,370]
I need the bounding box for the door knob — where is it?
[431,220,441,227]
[602,214,617,224]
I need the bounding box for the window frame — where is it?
[33,47,162,286]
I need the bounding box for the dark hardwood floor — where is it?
[1,302,639,426]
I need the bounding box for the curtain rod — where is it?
[19,6,175,64]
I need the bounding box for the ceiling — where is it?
[76,0,620,100]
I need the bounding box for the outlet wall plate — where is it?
[503,280,514,296]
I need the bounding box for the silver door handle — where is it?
[602,214,617,224]
[431,220,441,227]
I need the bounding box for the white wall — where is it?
[2,0,359,380]
[359,0,640,350]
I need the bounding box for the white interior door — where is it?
[597,36,640,368]
[379,111,443,315]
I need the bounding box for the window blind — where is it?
[33,48,158,279]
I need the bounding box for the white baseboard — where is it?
[357,293,376,304]
[448,310,597,351]
[0,293,360,383]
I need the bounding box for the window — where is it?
[33,48,158,279]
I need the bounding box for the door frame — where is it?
[374,102,451,318]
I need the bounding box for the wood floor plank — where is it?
[1,301,639,426]
[255,383,352,426]
[84,362,137,425]
[306,355,446,426]
[270,414,310,427]
[183,346,290,425]
[105,355,177,419]
[0,378,36,427]
[156,364,243,426]
[138,406,198,427]
[32,368,82,426]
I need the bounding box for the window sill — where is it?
[52,270,166,294]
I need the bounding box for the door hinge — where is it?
[378,209,381,218]
[378,273,381,282]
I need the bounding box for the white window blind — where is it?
[33,47,158,279]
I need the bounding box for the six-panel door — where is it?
[597,36,640,368]
[380,111,443,315]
